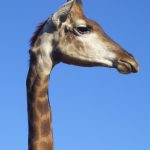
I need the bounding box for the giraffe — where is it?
[26,0,139,150]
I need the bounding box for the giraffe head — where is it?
[46,0,139,74]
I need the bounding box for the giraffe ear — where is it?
[52,0,74,27]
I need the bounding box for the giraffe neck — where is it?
[26,62,54,150]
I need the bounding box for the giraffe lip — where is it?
[116,60,139,74]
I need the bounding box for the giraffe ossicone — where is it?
[52,0,74,27]
[27,0,139,150]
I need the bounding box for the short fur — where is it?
[27,0,139,150]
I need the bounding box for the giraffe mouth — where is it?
[116,59,139,74]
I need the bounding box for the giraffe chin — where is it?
[116,60,138,74]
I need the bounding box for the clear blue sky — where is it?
[0,0,149,150]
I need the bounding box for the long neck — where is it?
[26,62,53,150]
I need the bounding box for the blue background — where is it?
[0,0,149,150]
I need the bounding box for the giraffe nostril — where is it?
[128,59,139,73]
[116,55,139,74]
[113,48,139,74]
[118,59,139,73]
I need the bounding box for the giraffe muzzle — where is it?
[116,57,139,74]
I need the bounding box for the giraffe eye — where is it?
[74,25,91,35]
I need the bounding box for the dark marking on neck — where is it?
[44,75,49,83]
[29,122,40,141]
[28,143,38,150]
[37,100,49,115]
[41,119,51,137]
[28,104,39,121]
[39,86,48,98]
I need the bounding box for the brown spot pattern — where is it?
[26,66,37,91]
[29,143,38,150]
[37,100,49,115]
[28,104,39,122]
[34,75,42,86]
[40,119,51,137]
[29,123,39,141]
[44,75,49,84]
[30,50,38,65]
[39,86,48,98]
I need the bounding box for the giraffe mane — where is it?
[30,20,47,46]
